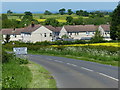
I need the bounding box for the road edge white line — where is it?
[98,72,119,81]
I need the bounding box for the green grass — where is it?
[29,50,118,67]
[2,56,32,88]
[27,61,57,88]
[2,50,57,88]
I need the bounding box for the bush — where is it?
[2,51,32,88]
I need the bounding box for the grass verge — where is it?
[2,51,57,88]
[29,51,118,67]
[26,61,57,88]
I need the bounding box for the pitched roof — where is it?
[101,25,110,31]
[64,25,98,32]
[1,25,42,35]
[1,25,61,35]
[21,24,42,33]
[2,28,24,35]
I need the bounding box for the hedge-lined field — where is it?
[3,42,119,66]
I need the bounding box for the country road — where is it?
[18,54,119,88]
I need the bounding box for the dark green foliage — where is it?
[2,50,13,63]
[67,9,73,15]
[72,17,83,25]
[2,14,8,20]
[59,8,66,15]
[44,10,52,15]
[76,10,89,16]
[61,34,69,39]
[44,18,59,27]
[91,29,104,42]
[7,10,13,16]
[66,16,73,23]
[5,34,10,43]
[110,3,120,40]
[2,51,32,88]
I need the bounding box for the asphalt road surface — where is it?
[18,54,119,88]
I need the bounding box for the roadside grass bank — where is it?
[27,61,57,88]
[28,46,119,67]
[29,50,118,67]
[2,50,57,88]
[3,43,119,66]
[2,50,32,88]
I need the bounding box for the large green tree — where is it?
[44,10,52,15]
[59,8,66,15]
[110,3,120,40]
[66,16,73,23]
[67,9,73,15]
[44,18,59,27]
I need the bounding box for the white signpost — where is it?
[13,47,27,55]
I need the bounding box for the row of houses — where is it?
[1,24,111,43]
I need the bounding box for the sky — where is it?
[1,0,120,2]
[1,2,119,13]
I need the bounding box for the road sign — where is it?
[13,47,27,55]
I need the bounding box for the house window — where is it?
[44,33,47,37]
[15,35,16,38]
[50,33,52,37]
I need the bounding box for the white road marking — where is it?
[81,67,94,72]
[71,64,77,67]
[54,60,63,63]
[53,59,118,82]
[98,73,119,81]
[48,58,52,60]
[66,63,77,67]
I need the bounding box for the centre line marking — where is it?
[98,73,119,81]
[81,67,94,72]
[66,63,77,67]
[54,60,63,63]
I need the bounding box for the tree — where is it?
[91,29,103,42]
[66,16,73,23]
[72,17,83,25]
[44,10,52,15]
[82,11,89,17]
[110,3,120,40]
[7,10,13,16]
[5,34,10,43]
[67,9,73,15]
[21,11,34,27]
[44,18,59,27]
[22,11,33,21]
[59,8,66,15]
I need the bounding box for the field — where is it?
[8,13,108,23]
[52,42,120,47]
[3,42,119,66]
